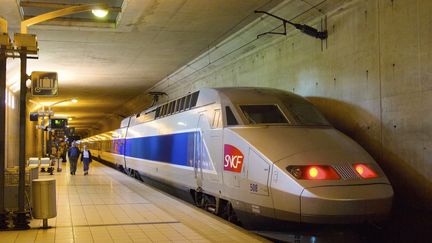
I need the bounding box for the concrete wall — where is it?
[132,0,432,209]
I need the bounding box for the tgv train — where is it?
[80,87,393,228]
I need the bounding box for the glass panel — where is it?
[170,101,175,114]
[190,91,199,107]
[185,95,191,110]
[240,105,288,124]
[175,100,180,112]
[282,98,329,126]
[225,106,238,126]
[179,97,186,111]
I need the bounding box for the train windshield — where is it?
[281,97,329,126]
[240,105,288,124]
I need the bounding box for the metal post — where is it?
[14,50,29,229]
[40,111,44,157]
[0,41,8,229]
[48,114,51,157]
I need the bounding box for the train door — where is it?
[122,118,131,169]
[248,149,270,195]
[194,112,206,188]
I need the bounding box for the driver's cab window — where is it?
[225,106,238,126]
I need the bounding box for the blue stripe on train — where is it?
[124,132,195,167]
[114,131,213,170]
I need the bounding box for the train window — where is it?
[175,99,181,112]
[185,95,191,110]
[166,103,171,115]
[179,97,186,111]
[190,91,199,107]
[282,98,329,126]
[164,104,169,115]
[160,105,165,116]
[163,104,168,116]
[173,100,178,112]
[225,106,238,125]
[169,101,175,114]
[155,107,161,118]
[240,105,288,124]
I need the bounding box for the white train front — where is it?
[81,87,393,228]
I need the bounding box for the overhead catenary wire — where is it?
[151,0,329,92]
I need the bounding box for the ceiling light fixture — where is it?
[92,9,109,18]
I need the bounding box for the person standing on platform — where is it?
[81,145,92,176]
[68,142,80,175]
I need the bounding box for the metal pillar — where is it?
[47,113,52,156]
[40,112,45,157]
[14,50,29,229]
[0,42,8,230]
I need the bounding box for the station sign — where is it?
[30,112,39,121]
[31,71,58,96]
[50,118,67,129]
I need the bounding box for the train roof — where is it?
[120,87,306,127]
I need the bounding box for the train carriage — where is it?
[80,87,393,229]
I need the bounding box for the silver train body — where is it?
[81,87,393,228]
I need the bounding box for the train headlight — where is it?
[353,163,378,179]
[287,165,340,180]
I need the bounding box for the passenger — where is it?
[67,142,80,175]
[81,145,92,176]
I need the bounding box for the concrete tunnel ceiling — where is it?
[3,0,286,136]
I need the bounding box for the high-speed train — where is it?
[80,87,393,228]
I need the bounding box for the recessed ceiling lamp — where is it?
[92,9,108,18]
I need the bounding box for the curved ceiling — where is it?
[2,0,283,136]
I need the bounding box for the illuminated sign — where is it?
[50,118,67,129]
[31,71,58,96]
[223,144,244,173]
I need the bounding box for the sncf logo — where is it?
[224,144,244,173]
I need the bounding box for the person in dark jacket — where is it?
[81,145,92,175]
[67,142,80,175]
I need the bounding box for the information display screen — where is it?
[50,118,67,129]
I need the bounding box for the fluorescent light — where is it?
[52,114,69,118]
[71,99,78,103]
[92,9,108,18]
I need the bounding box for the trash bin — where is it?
[32,178,56,228]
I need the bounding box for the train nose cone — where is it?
[300,184,393,224]
[229,126,361,163]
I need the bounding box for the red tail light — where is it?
[287,165,340,180]
[353,163,378,179]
